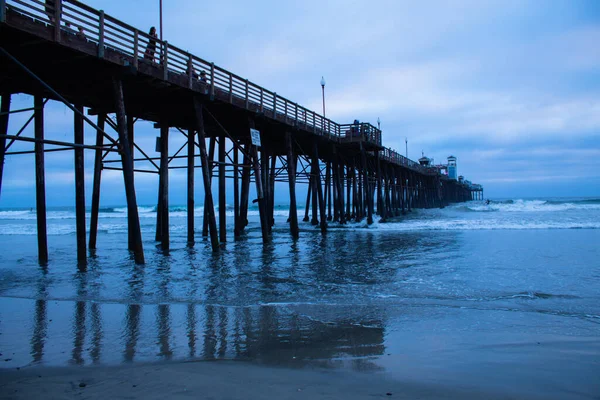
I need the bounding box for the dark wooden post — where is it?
[202,137,216,237]
[269,154,276,227]
[285,132,299,237]
[260,143,271,233]
[239,144,251,231]
[376,151,383,216]
[158,124,169,251]
[311,156,318,226]
[313,142,327,233]
[218,134,226,242]
[0,93,10,198]
[89,113,106,250]
[303,174,311,222]
[334,148,345,224]
[193,99,219,251]
[34,96,48,265]
[233,143,240,237]
[127,115,135,250]
[187,128,195,245]
[325,160,332,221]
[360,143,373,224]
[251,143,269,241]
[346,165,351,219]
[112,79,144,264]
[74,104,86,265]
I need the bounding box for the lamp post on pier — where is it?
[320,76,326,118]
[159,0,163,42]
[405,137,408,158]
[377,117,381,130]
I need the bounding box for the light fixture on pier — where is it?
[320,76,326,118]
[377,117,381,130]
[159,0,163,41]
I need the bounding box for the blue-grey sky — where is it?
[1,0,599,207]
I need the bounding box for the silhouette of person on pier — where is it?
[144,26,158,62]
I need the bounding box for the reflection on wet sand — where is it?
[26,298,385,368]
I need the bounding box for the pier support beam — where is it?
[285,132,299,238]
[34,96,48,265]
[187,128,195,245]
[193,99,219,251]
[74,104,86,266]
[313,142,327,233]
[112,79,144,264]
[89,113,105,250]
[158,124,169,251]
[0,93,11,198]
[239,144,251,233]
[218,134,226,242]
[233,144,240,237]
[202,137,216,237]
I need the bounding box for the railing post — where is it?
[210,62,215,99]
[294,103,298,123]
[284,100,288,123]
[133,29,139,69]
[0,0,6,23]
[163,41,169,80]
[260,88,263,113]
[244,79,249,109]
[54,0,62,42]
[313,112,316,133]
[228,74,233,103]
[187,54,193,89]
[98,10,105,58]
[273,92,277,118]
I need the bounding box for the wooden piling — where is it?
[0,93,11,198]
[360,143,373,225]
[89,113,105,250]
[192,99,219,251]
[112,79,144,264]
[202,136,216,237]
[312,142,327,233]
[250,141,269,241]
[74,104,86,265]
[285,132,299,238]
[218,134,226,242]
[239,144,251,231]
[34,96,48,265]
[159,124,169,251]
[269,153,276,227]
[311,156,318,226]
[127,115,135,250]
[303,174,311,222]
[233,143,240,237]
[187,128,195,245]
[325,160,332,221]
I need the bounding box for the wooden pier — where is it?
[0,0,481,265]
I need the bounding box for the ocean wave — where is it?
[457,199,600,213]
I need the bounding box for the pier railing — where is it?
[4,0,423,172]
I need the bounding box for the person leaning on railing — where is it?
[144,26,158,62]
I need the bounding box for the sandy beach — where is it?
[0,359,568,400]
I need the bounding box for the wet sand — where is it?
[0,359,560,400]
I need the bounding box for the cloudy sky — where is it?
[2,0,599,207]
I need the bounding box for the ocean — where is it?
[0,198,599,397]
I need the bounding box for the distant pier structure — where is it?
[0,0,483,265]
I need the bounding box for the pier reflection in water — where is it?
[20,299,386,369]
[1,229,452,370]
